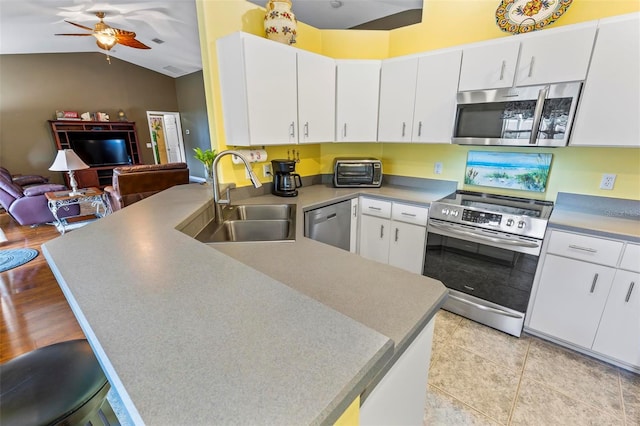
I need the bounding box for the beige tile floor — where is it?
[425,310,640,426]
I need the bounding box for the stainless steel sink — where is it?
[223,204,294,221]
[194,204,296,243]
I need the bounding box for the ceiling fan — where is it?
[55,11,151,52]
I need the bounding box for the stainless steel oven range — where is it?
[423,191,553,337]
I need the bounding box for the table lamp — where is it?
[49,149,90,196]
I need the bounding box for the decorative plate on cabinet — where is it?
[496,0,573,34]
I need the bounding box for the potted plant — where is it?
[193,147,217,183]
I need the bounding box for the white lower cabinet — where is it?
[360,318,434,425]
[528,255,616,348]
[527,230,640,370]
[358,198,428,274]
[592,270,640,366]
[360,214,391,264]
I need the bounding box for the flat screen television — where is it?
[70,139,131,167]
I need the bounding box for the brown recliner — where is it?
[104,163,189,211]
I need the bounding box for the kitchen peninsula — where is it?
[42,182,451,425]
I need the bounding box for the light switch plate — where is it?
[599,173,616,190]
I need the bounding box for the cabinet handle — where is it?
[499,60,506,80]
[418,121,422,137]
[395,227,399,242]
[368,206,382,211]
[528,57,535,78]
[304,122,309,138]
[353,204,357,218]
[401,212,417,217]
[402,122,406,137]
[380,225,384,238]
[343,123,347,138]
[590,273,599,293]
[289,122,295,138]
[625,282,635,302]
[569,244,598,253]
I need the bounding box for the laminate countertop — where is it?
[548,192,640,242]
[42,182,451,425]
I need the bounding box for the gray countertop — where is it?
[549,192,640,242]
[42,182,450,425]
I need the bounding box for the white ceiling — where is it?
[0,0,422,78]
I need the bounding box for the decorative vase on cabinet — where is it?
[264,0,297,45]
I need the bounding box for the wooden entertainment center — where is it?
[48,120,143,189]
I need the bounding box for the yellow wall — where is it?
[197,0,640,201]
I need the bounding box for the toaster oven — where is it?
[333,158,382,188]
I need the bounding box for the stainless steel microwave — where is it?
[333,158,382,188]
[452,82,583,147]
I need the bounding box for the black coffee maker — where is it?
[271,159,302,197]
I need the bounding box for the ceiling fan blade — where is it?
[112,28,151,49]
[64,20,94,32]
[55,33,94,36]
[117,38,151,49]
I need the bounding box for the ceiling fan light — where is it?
[94,30,117,50]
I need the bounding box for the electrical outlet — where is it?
[434,162,443,175]
[263,164,272,178]
[599,173,616,190]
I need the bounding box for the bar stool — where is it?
[0,339,119,426]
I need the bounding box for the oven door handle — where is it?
[428,222,540,248]
[448,294,524,319]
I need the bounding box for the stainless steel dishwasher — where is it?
[304,200,351,251]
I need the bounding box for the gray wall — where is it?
[0,52,180,182]
[176,70,210,179]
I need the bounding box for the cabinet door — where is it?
[378,57,418,143]
[412,50,462,143]
[359,215,390,264]
[458,39,519,91]
[350,198,359,253]
[244,36,298,145]
[388,221,426,274]
[218,33,297,146]
[571,14,640,147]
[528,254,616,348]
[297,51,335,143]
[515,23,597,86]
[592,270,640,367]
[335,60,381,142]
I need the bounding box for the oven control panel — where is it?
[429,202,544,238]
[462,209,501,225]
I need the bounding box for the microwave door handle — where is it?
[529,85,549,145]
[428,222,540,248]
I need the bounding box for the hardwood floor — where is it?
[0,212,84,363]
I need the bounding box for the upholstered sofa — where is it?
[0,167,77,226]
[104,163,189,211]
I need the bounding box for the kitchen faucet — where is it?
[212,150,263,223]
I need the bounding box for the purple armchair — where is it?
[0,167,78,226]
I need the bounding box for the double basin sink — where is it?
[195,204,296,243]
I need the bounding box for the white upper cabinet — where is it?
[297,50,336,144]
[335,60,381,142]
[571,13,640,147]
[217,32,298,146]
[377,57,419,143]
[515,23,597,86]
[412,50,462,143]
[458,39,520,91]
[459,22,596,91]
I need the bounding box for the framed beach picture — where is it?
[464,151,552,192]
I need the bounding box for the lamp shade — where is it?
[49,149,90,171]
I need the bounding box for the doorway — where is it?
[146,111,187,164]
